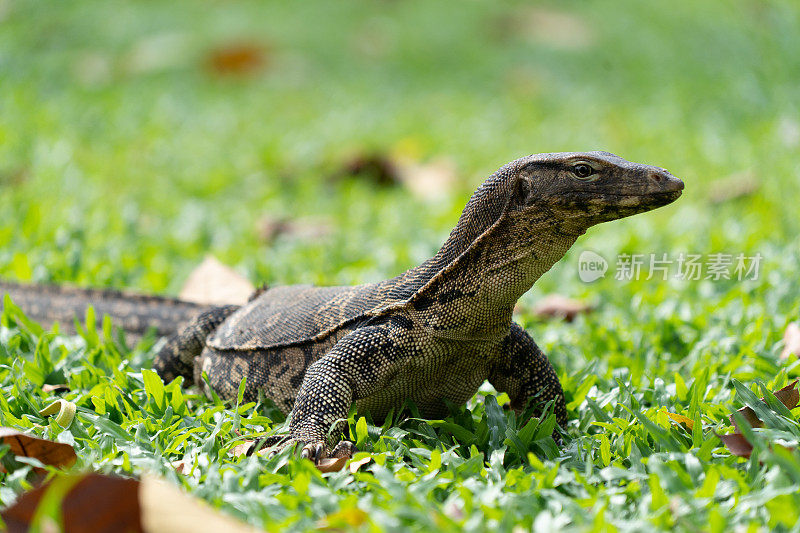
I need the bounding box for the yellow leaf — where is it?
[599,434,611,467]
[666,412,695,430]
[319,507,369,530]
[39,399,77,429]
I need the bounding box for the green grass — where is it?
[2,0,800,530]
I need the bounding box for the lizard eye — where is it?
[572,163,595,179]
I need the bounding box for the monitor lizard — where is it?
[1,151,684,463]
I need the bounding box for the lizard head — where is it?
[511,151,683,231]
[412,151,684,325]
[431,151,684,284]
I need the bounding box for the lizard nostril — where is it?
[650,172,663,183]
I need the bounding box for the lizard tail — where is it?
[0,280,211,339]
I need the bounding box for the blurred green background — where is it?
[4,1,800,529]
[2,0,797,298]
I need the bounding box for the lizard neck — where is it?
[407,212,582,341]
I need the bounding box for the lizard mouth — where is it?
[585,189,683,208]
[646,188,683,206]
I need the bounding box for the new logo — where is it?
[578,250,608,283]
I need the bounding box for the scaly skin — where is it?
[157,151,684,462]
[0,281,209,342]
[1,151,684,463]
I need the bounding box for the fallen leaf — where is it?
[334,153,400,187]
[1,473,141,532]
[666,412,695,430]
[777,116,800,148]
[443,500,465,521]
[0,427,77,469]
[496,7,594,50]
[42,384,70,393]
[73,51,112,88]
[527,294,593,322]
[178,255,254,306]
[0,166,29,187]
[230,440,255,458]
[124,33,191,75]
[348,455,371,474]
[395,157,457,201]
[332,151,459,200]
[257,215,333,243]
[708,171,760,204]
[1,474,259,533]
[780,322,800,360]
[140,476,258,532]
[318,507,369,530]
[350,21,394,60]
[773,380,800,409]
[716,432,753,458]
[206,42,268,76]
[170,457,193,475]
[39,399,77,429]
[315,456,348,473]
[730,380,799,431]
[718,381,800,458]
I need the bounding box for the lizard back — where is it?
[206,282,401,350]
[207,163,518,351]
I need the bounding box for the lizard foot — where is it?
[300,439,357,464]
[249,436,356,464]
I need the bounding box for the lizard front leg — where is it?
[489,323,567,429]
[280,325,398,463]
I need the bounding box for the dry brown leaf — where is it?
[125,33,191,75]
[348,456,371,474]
[666,412,695,430]
[731,406,764,432]
[230,440,256,458]
[777,116,800,148]
[257,215,333,243]
[206,42,268,76]
[719,381,799,458]
[528,294,593,322]
[499,7,594,50]
[0,166,29,187]
[334,153,400,186]
[73,51,113,88]
[730,380,799,432]
[717,432,795,459]
[315,456,348,473]
[178,255,254,306]
[716,432,753,458]
[42,384,70,393]
[170,457,193,475]
[1,473,142,532]
[332,151,458,200]
[140,476,259,532]
[395,158,457,201]
[773,380,800,409]
[2,474,259,533]
[780,322,800,360]
[708,171,760,204]
[0,427,77,469]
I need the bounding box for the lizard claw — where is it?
[300,441,326,464]
[329,440,356,459]
[248,436,356,464]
